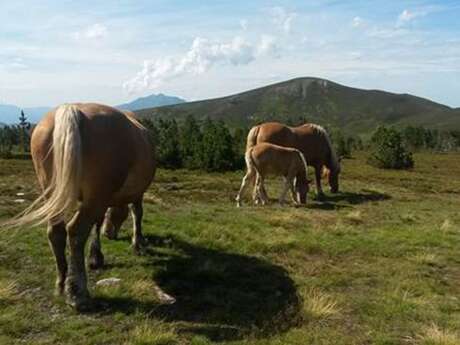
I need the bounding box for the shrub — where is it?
[368,126,414,169]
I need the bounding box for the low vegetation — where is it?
[0,151,459,344]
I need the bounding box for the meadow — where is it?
[0,152,459,345]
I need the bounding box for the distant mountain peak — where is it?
[135,77,459,133]
[117,93,186,111]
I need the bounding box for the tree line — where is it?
[2,111,460,171]
[142,116,247,172]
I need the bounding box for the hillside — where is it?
[117,93,185,111]
[136,77,460,133]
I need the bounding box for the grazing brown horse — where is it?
[8,103,155,310]
[235,142,310,207]
[247,122,341,197]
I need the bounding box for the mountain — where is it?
[0,104,52,124]
[136,77,460,134]
[117,93,185,111]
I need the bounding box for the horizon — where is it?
[1,1,459,108]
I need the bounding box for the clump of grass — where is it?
[129,279,158,300]
[400,213,417,223]
[345,210,363,224]
[412,252,440,266]
[417,324,459,345]
[125,321,179,345]
[0,279,19,302]
[440,219,452,232]
[303,288,340,320]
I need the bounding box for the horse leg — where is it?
[88,217,104,270]
[315,165,325,199]
[257,175,269,205]
[235,170,255,207]
[290,179,299,205]
[47,221,67,296]
[65,206,103,310]
[130,199,146,254]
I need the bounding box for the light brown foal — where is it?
[235,142,310,207]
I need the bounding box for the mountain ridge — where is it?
[135,77,459,134]
[116,93,185,111]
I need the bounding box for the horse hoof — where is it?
[67,297,92,312]
[132,244,145,256]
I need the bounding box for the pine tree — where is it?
[18,110,31,153]
[180,115,202,169]
[368,126,414,169]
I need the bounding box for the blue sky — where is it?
[1,0,459,107]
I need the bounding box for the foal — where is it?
[235,143,310,207]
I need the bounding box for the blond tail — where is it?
[6,104,82,227]
[246,125,260,151]
[295,149,309,180]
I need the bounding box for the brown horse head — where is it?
[327,155,341,193]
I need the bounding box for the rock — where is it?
[96,277,121,287]
[153,286,176,304]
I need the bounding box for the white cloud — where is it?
[256,35,279,57]
[270,6,297,34]
[124,35,278,94]
[352,16,364,28]
[74,23,108,40]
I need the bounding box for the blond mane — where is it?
[307,124,340,172]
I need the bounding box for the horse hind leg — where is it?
[315,165,325,199]
[65,205,105,310]
[235,170,255,207]
[88,216,105,270]
[256,175,268,205]
[130,199,145,254]
[47,221,68,296]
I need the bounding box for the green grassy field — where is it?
[1,152,460,345]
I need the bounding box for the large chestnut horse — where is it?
[9,103,155,310]
[247,122,340,197]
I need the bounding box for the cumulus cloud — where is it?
[270,6,297,34]
[74,23,108,40]
[124,36,278,94]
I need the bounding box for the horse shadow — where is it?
[307,189,390,210]
[92,234,302,341]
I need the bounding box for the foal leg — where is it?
[47,221,67,296]
[88,217,105,270]
[235,170,255,207]
[257,175,269,205]
[314,165,325,199]
[130,199,146,254]
[65,206,103,310]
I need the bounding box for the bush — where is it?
[368,126,414,169]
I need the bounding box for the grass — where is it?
[0,151,460,344]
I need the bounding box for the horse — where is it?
[246,122,341,197]
[235,142,310,207]
[7,103,155,310]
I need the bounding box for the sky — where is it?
[1,0,459,108]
